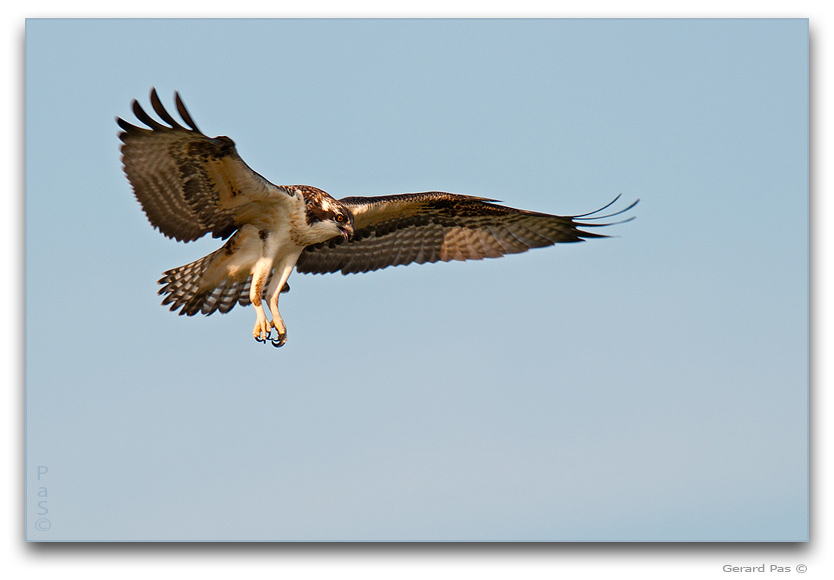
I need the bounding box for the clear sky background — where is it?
[25,18,807,542]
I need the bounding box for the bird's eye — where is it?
[335,215,344,223]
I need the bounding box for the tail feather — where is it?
[157,250,287,316]
[217,279,244,314]
[158,249,251,316]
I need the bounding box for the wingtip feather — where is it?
[175,91,202,134]
[150,88,184,130]
[131,99,168,131]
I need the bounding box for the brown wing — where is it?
[295,193,638,275]
[118,88,285,242]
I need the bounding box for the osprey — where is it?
[118,89,638,347]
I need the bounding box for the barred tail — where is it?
[157,250,279,316]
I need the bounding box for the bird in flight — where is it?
[118,89,638,347]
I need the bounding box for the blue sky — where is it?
[25,18,807,541]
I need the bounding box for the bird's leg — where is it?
[264,261,295,348]
[250,258,274,343]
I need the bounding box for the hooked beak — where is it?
[339,224,354,242]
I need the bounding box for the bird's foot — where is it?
[253,316,272,343]
[267,318,287,348]
[254,320,287,348]
[267,327,287,348]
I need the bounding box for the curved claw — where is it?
[270,332,287,348]
[253,323,286,347]
[254,326,286,348]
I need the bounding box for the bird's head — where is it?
[332,208,354,242]
[300,186,354,244]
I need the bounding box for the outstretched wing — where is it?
[295,193,638,275]
[118,88,283,242]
